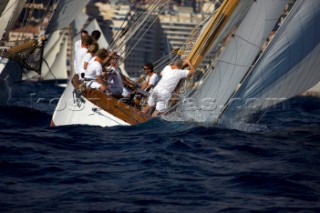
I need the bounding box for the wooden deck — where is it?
[72,76,152,125]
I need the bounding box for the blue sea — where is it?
[1,81,320,212]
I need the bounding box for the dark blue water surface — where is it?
[1,81,320,212]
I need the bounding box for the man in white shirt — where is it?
[140,63,159,92]
[142,59,195,117]
[74,30,88,53]
[74,35,92,78]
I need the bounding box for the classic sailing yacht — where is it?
[51,0,320,128]
[0,0,90,104]
[0,0,27,104]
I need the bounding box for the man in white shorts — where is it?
[84,48,109,92]
[143,59,195,117]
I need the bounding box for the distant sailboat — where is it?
[51,0,320,128]
[0,0,27,104]
[0,0,91,104]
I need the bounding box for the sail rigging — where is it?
[0,0,91,78]
[186,0,240,69]
[167,0,289,124]
[108,0,171,75]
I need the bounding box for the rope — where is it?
[109,0,169,54]
[21,0,36,39]
[42,57,56,80]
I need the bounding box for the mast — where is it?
[186,0,239,69]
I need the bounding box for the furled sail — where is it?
[178,0,288,124]
[221,0,320,124]
[46,0,90,34]
[0,0,26,40]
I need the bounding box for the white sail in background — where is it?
[71,11,89,36]
[46,0,90,34]
[0,0,26,40]
[41,31,66,78]
[22,30,65,80]
[221,0,320,124]
[181,0,288,124]
[44,34,68,80]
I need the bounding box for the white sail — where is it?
[46,0,90,34]
[43,33,68,80]
[41,31,65,78]
[221,0,320,123]
[180,0,288,124]
[71,11,89,36]
[31,0,90,79]
[21,30,65,80]
[0,0,26,40]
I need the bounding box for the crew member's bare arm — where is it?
[184,59,196,78]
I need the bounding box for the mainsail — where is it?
[174,0,289,124]
[221,0,320,125]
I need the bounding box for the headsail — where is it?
[221,0,320,124]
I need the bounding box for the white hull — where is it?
[51,81,130,127]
